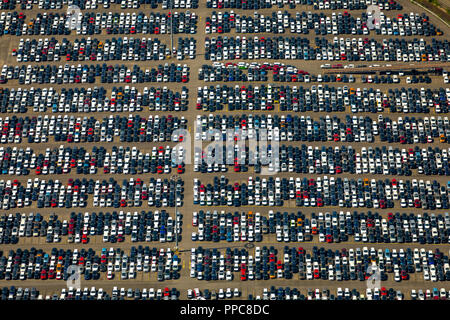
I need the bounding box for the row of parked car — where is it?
[0,114,187,144]
[196,85,449,114]
[204,36,449,62]
[91,178,183,209]
[193,175,449,209]
[0,286,180,300]
[1,142,448,177]
[312,0,401,10]
[14,37,197,62]
[0,63,190,84]
[0,177,184,209]
[0,11,198,36]
[195,114,450,144]
[364,74,432,86]
[194,142,450,176]
[206,0,402,10]
[250,286,404,300]
[188,287,240,299]
[206,11,441,36]
[0,210,181,244]
[0,86,189,113]
[189,246,450,282]
[252,286,450,300]
[411,288,450,300]
[8,0,396,10]
[198,62,423,83]
[191,210,450,244]
[198,62,317,83]
[3,0,198,10]
[195,114,450,145]
[0,145,186,176]
[0,246,181,281]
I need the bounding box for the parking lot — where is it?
[0,0,449,301]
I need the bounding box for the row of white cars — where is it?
[0,145,186,176]
[206,11,438,36]
[0,85,189,113]
[204,36,449,62]
[14,37,196,62]
[191,210,450,244]
[193,175,449,209]
[196,84,449,114]
[194,113,450,144]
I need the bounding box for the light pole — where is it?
[170,174,179,253]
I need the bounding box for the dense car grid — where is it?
[0,0,448,301]
[0,11,198,36]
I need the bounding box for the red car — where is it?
[240,264,247,281]
[401,271,408,280]
[317,198,323,207]
[333,133,340,142]
[414,199,421,208]
[313,269,320,279]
